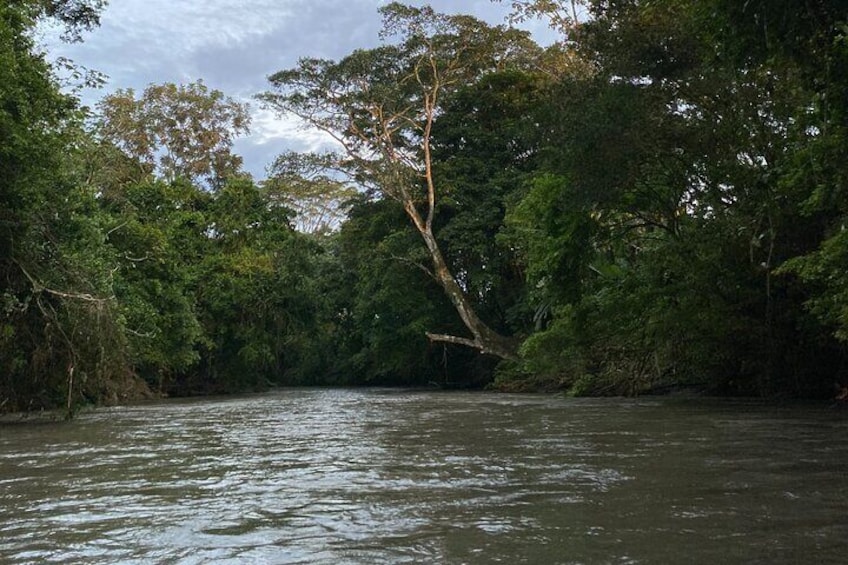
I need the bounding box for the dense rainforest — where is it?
[2,0,847,414]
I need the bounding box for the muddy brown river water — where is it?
[1,389,847,563]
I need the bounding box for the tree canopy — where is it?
[97,81,250,189]
[258,3,542,359]
[3,1,848,415]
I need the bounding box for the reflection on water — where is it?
[1,390,847,563]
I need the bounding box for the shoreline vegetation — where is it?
[3,1,848,416]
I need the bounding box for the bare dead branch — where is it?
[426,332,481,350]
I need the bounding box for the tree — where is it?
[100,178,208,391]
[497,0,586,35]
[259,3,540,359]
[191,178,322,391]
[264,152,357,235]
[713,0,848,348]
[0,0,144,414]
[495,0,848,396]
[430,70,548,342]
[97,81,250,189]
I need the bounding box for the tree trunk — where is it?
[417,225,518,360]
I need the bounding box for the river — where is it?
[1,389,847,563]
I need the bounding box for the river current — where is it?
[1,389,847,563]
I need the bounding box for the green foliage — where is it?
[0,1,138,413]
[781,230,848,342]
[327,198,449,385]
[189,178,327,391]
[505,173,596,307]
[97,81,250,189]
[432,69,546,336]
[4,0,848,411]
[495,0,848,397]
[102,179,207,389]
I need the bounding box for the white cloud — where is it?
[235,108,339,179]
[46,0,555,179]
[249,108,334,150]
[95,0,296,55]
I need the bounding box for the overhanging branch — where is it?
[15,259,114,303]
[426,332,480,350]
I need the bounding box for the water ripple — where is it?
[1,391,847,563]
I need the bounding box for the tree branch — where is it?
[391,254,436,280]
[426,332,481,350]
[15,259,114,303]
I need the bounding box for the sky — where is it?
[45,0,555,181]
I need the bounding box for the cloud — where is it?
[52,0,386,88]
[234,109,340,179]
[249,110,324,148]
[189,0,386,95]
[47,0,554,179]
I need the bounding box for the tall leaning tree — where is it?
[259,3,538,359]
